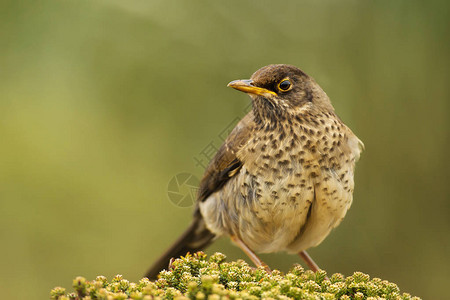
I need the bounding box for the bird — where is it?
[145,64,363,279]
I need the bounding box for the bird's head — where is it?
[228,64,334,125]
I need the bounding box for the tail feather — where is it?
[144,216,215,279]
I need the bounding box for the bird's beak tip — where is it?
[227,79,252,89]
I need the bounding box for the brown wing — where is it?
[146,112,255,279]
[197,111,255,202]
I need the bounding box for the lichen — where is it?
[51,252,421,300]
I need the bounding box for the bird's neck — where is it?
[252,98,288,129]
[253,101,333,133]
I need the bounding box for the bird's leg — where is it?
[298,250,322,273]
[168,257,175,270]
[230,235,271,272]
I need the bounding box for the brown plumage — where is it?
[145,64,363,279]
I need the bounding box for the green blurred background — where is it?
[1,0,448,299]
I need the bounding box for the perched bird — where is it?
[145,64,363,279]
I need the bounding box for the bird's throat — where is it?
[252,97,288,128]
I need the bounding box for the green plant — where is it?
[51,252,420,300]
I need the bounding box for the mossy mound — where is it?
[51,252,420,300]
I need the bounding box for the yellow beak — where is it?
[227,79,277,97]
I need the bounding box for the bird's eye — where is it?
[278,79,292,91]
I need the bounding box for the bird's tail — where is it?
[144,216,215,279]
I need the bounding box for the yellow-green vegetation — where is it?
[51,252,420,300]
